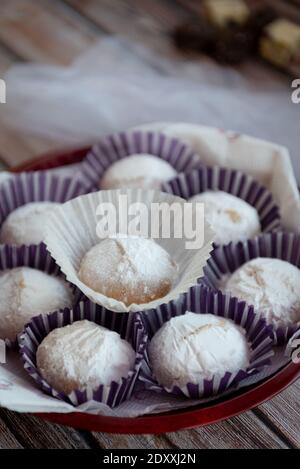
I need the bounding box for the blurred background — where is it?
[0,0,299,173]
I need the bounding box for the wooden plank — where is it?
[0,0,96,65]
[0,409,92,449]
[0,44,69,166]
[0,0,101,166]
[0,416,23,449]
[0,42,21,75]
[165,411,290,449]
[63,0,191,64]
[0,123,61,168]
[0,0,186,166]
[0,44,42,167]
[91,432,173,449]
[255,380,300,448]
[64,0,188,34]
[0,401,294,450]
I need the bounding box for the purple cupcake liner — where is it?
[201,232,300,345]
[78,130,203,190]
[19,301,148,408]
[139,284,274,399]
[162,166,281,239]
[0,171,88,247]
[0,243,82,348]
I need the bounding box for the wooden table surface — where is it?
[0,0,299,449]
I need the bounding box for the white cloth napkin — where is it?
[0,37,299,176]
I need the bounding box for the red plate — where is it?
[11,147,300,434]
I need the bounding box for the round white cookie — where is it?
[0,201,61,245]
[37,320,136,394]
[190,190,260,245]
[149,312,249,388]
[224,257,300,327]
[78,236,177,306]
[100,154,177,189]
[0,267,73,341]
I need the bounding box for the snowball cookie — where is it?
[224,258,300,327]
[100,154,177,189]
[37,320,136,394]
[149,313,250,389]
[0,267,73,341]
[0,202,61,246]
[78,236,177,306]
[190,191,260,245]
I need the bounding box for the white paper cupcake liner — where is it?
[19,302,148,407]
[77,130,203,190]
[139,284,274,399]
[44,188,215,312]
[0,243,80,348]
[201,232,300,344]
[162,165,281,239]
[285,328,300,362]
[0,171,87,247]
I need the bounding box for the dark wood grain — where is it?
[0,42,22,75]
[0,409,91,449]
[0,0,95,64]
[63,0,190,66]
[91,432,173,449]
[254,379,300,448]
[0,416,23,449]
[165,411,290,449]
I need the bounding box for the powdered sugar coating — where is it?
[190,190,260,245]
[0,202,61,246]
[100,154,177,189]
[78,236,177,306]
[36,320,136,394]
[0,267,73,341]
[224,258,300,327]
[149,312,249,388]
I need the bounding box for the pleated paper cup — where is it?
[0,171,87,248]
[44,189,215,312]
[162,165,281,239]
[19,301,147,407]
[285,328,300,362]
[77,130,203,190]
[201,232,300,344]
[0,244,79,348]
[139,284,274,399]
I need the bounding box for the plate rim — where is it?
[10,147,300,434]
[35,362,300,434]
